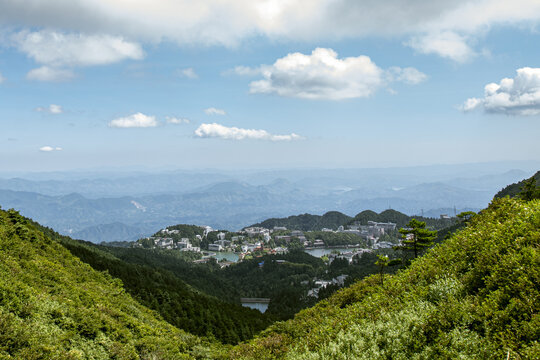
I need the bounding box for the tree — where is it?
[375,254,401,286]
[396,219,437,259]
[457,211,476,223]
[519,177,540,201]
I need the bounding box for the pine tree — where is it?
[396,219,437,258]
[519,177,540,201]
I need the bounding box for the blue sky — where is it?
[1,1,540,171]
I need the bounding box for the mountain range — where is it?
[0,165,535,242]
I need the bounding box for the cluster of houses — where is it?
[145,236,202,252]
[306,275,349,298]
[327,248,372,264]
[138,227,202,252]
[138,219,398,262]
[337,221,397,245]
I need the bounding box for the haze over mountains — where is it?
[0,162,536,243]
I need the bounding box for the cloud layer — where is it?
[1,1,539,59]
[242,48,426,100]
[462,67,540,115]
[109,113,158,128]
[195,123,302,141]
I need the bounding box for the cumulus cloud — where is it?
[1,1,539,59]
[204,107,226,115]
[39,146,63,152]
[109,113,158,128]
[195,123,302,141]
[177,67,198,79]
[461,67,540,115]
[36,104,63,114]
[243,48,426,100]
[407,31,474,63]
[166,116,190,124]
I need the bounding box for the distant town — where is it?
[134,220,403,263]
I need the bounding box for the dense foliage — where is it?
[92,245,390,322]
[58,238,272,344]
[248,211,352,231]
[231,198,540,359]
[100,247,332,321]
[0,208,215,359]
[396,219,438,258]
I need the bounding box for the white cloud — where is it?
[1,1,539,55]
[26,66,75,82]
[13,30,144,67]
[0,72,5,83]
[461,67,540,115]
[204,107,226,115]
[195,123,302,141]
[109,113,158,128]
[407,31,474,63]
[36,104,63,114]
[387,67,428,85]
[177,67,198,79]
[166,116,190,124]
[10,30,144,81]
[39,146,63,152]
[244,48,426,100]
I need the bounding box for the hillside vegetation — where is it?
[0,208,221,359]
[248,211,352,231]
[495,170,540,199]
[32,225,271,345]
[250,209,454,232]
[232,198,540,359]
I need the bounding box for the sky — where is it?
[1,0,540,172]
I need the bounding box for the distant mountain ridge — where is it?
[248,208,454,232]
[248,211,353,231]
[0,167,534,242]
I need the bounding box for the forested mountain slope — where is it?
[248,211,352,231]
[232,198,540,359]
[0,207,217,359]
[31,225,272,345]
[495,171,540,198]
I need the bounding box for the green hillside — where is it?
[250,209,453,232]
[248,211,352,231]
[232,197,540,359]
[348,208,453,229]
[30,224,271,345]
[0,207,220,359]
[495,171,540,199]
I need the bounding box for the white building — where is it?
[208,243,223,251]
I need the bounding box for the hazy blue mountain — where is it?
[72,222,149,243]
[0,164,536,242]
